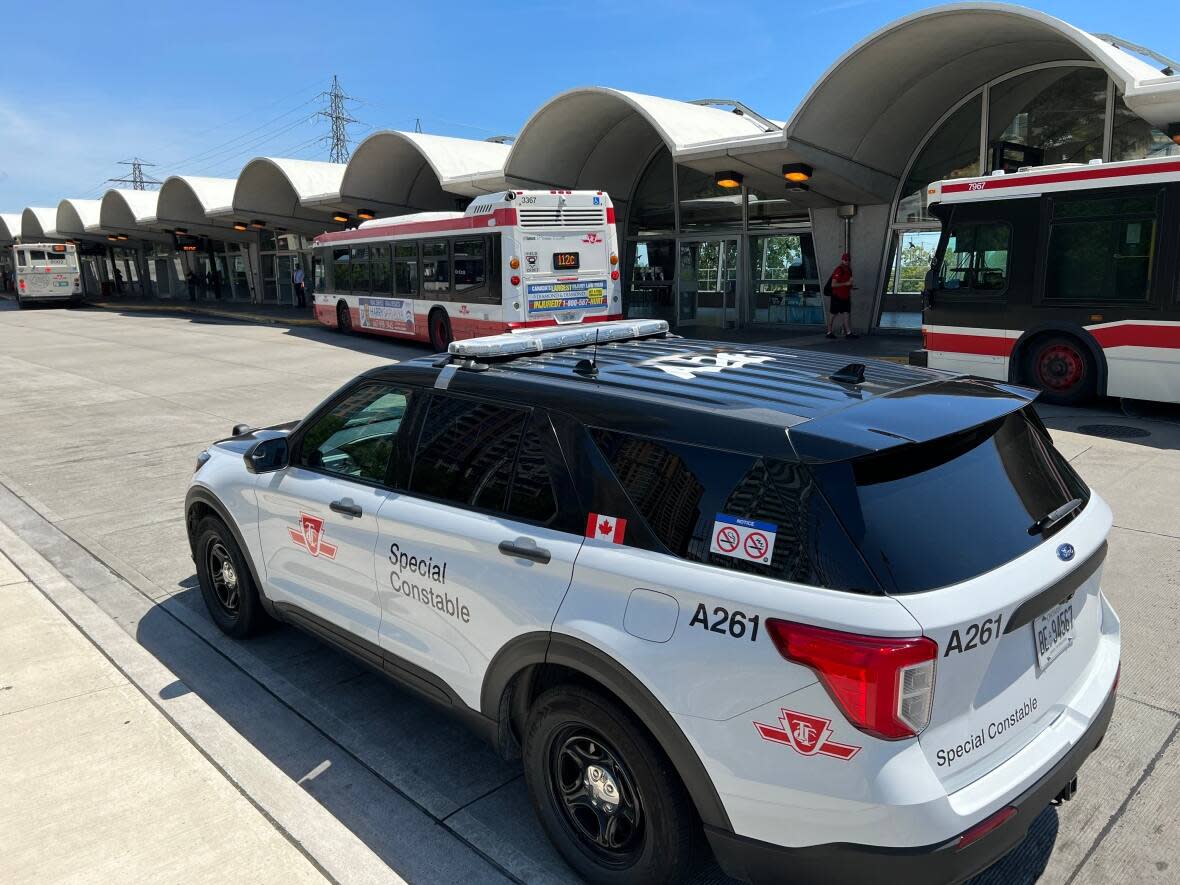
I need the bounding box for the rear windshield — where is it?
[811,408,1089,594]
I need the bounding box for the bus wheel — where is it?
[429,309,453,352]
[336,301,353,334]
[1024,334,1096,406]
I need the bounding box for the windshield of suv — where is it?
[810,407,1089,594]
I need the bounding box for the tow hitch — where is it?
[1053,775,1078,804]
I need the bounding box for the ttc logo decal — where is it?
[582,232,602,245]
[289,512,338,559]
[754,709,861,760]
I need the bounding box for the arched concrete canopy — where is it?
[220,157,347,234]
[97,189,169,243]
[21,207,61,240]
[0,213,20,244]
[781,3,1180,190]
[502,88,778,202]
[148,176,254,242]
[56,199,105,239]
[309,131,511,216]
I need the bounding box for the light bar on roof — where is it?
[448,320,670,358]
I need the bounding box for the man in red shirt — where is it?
[825,253,857,339]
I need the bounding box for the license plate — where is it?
[1033,598,1075,671]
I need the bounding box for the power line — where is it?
[107,158,162,191]
[316,75,359,163]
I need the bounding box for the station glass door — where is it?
[677,238,738,329]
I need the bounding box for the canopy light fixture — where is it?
[785,183,811,193]
[782,163,813,183]
[107,235,118,241]
[250,219,266,229]
[714,171,743,189]
[115,234,130,241]
[173,227,187,235]
[231,221,248,232]
[356,208,376,220]
[332,212,351,224]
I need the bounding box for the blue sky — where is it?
[1,0,1176,210]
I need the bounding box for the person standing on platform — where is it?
[293,264,307,308]
[824,253,857,339]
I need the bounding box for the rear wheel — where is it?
[523,686,698,885]
[1023,334,1096,405]
[16,295,27,309]
[336,300,353,334]
[428,308,452,352]
[194,516,268,638]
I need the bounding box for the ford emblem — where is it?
[1057,543,1075,562]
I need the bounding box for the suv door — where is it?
[374,395,583,709]
[255,382,414,646]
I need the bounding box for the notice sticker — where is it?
[709,514,776,564]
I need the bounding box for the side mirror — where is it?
[245,437,289,474]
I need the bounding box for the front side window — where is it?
[410,395,526,511]
[939,222,1011,294]
[1044,192,1160,303]
[590,429,879,593]
[298,383,410,484]
[422,241,450,294]
[395,242,418,296]
[332,248,349,292]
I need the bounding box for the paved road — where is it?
[0,301,1177,884]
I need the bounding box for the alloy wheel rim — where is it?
[1038,344,1084,391]
[547,727,645,865]
[206,540,240,614]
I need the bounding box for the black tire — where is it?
[16,296,27,309]
[337,300,353,334]
[523,686,699,885]
[428,308,453,352]
[1023,334,1097,406]
[193,516,269,638]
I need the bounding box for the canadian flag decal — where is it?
[585,513,627,544]
[754,709,861,760]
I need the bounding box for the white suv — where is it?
[186,320,1119,885]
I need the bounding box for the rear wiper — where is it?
[1028,497,1083,536]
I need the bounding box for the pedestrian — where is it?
[186,270,197,302]
[293,264,307,308]
[204,270,214,299]
[824,253,857,340]
[114,267,124,294]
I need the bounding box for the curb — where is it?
[88,300,322,327]
[0,508,404,885]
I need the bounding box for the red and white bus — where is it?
[917,155,1180,404]
[312,190,621,350]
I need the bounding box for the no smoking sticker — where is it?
[709,514,777,564]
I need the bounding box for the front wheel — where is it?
[523,686,698,885]
[193,516,269,638]
[1023,334,1097,406]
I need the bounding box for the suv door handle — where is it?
[498,540,551,565]
[330,499,362,517]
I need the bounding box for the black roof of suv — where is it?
[367,335,1037,463]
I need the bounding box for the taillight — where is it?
[610,270,620,280]
[606,207,616,224]
[510,274,521,286]
[765,620,937,740]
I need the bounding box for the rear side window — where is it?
[812,408,1089,594]
[590,429,880,594]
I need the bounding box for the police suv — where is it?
[186,320,1119,885]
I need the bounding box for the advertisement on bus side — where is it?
[359,297,415,334]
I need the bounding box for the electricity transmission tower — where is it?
[107,158,162,190]
[317,75,359,163]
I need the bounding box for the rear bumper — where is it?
[706,684,1116,885]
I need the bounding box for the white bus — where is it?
[313,190,622,350]
[13,242,82,307]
